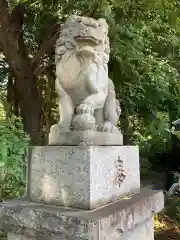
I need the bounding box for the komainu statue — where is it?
[51,15,121,135]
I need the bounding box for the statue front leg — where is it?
[57,93,74,132]
[94,107,104,126]
[81,91,107,110]
[72,61,108,131]
[71,90,107,131]
[50,81,74,133]
[72,91,107,131]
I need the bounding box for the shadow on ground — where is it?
[155,231,180,240]
[155,201,180,240]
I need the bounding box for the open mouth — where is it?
[77,46,96,57]
[75,36,101,46]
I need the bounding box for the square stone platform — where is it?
[0,188,164,240]
[27,145,140,209]
[49,130,123,146]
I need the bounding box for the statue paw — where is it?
[50,123,71,133]
[98,121,120,133]
[50,124,60,133]
[76,104,94,115]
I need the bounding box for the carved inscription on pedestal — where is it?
[115,156,126,187]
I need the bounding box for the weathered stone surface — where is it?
[50,15,121,134]
[27,145,140,209]
[120,218,154,240]
[99,218,155,240]
[49,130,123,146]
[8,234,37,240]
[0,189,164,240]
[8,219,154,240]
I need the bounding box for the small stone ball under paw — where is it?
[72,113,96,131]
[76,104,94,115]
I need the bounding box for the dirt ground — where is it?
[155,213,180,240]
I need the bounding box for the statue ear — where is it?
[98,18,108,31]
[98,18,106,24]
[64,15,78,27]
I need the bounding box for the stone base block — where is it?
[27,145,140,209]
[49,130,123,146]
[0,189,164,240]
[8,219,154,240]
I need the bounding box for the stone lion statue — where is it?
[51,15,121,133]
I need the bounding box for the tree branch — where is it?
[10,3,25,31]
[0,0,10,25]
[32,22,60,76]
[33,59,53,77]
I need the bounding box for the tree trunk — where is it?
[7,74,19,117]
[16,75,42,145]
[0,1,42,144]
[3,49,42,145]
[120,100,133,145]
[13,80,20,117]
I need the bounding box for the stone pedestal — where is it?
[0,189,164,240]
[28,146,140,209]
[0,135,164,239]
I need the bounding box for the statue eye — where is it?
[56,37,65,46]
[65,41,75,50]
[79,29,88,37]
[56,46,66,55]
[66,29,73,37]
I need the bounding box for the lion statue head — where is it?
[55,15,110,65]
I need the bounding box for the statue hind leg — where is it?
[97,79,121,133]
